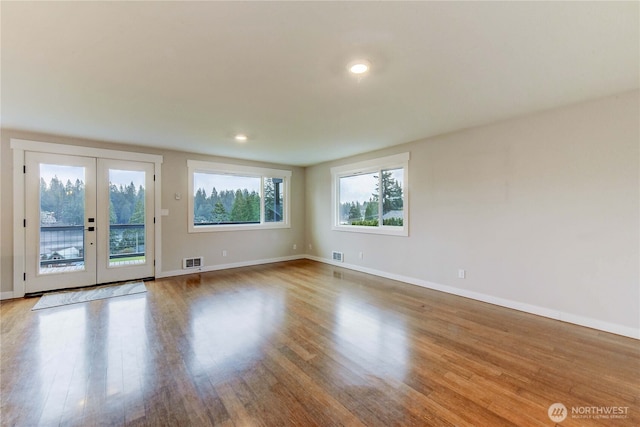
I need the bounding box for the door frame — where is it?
[11,138,163,297]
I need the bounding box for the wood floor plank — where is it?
[1,259,638,426]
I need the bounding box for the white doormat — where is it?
[32,282,147,310]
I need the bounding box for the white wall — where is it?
[305,90,639,338]
[2,91,638,338]
[156,149,305,276]
[0,131,306,293]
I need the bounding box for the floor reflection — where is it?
[189,288,284,376]
[35,305,88,425]
[107,295,147,421]
[334,295,408,382]
[5,259,636,426]
[30,294,149,425]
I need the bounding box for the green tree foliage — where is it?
[340,202,351,222]
[373,170,403,215]
[382,217,403,226]
[193,186,261,224]
[263,178,283,222]
[40,177,147,255]
[348,202,362,222]
[351,219,379,226]
[109,201,118,224]
[40,176,84,225]
[129,199,145,224]
[363,198,378,221]
[230,189,246,221]
[194,188,212,223]
[342,169,404,227]
[107,182,142,224]
[129,186,145,224]
[212,201,229,223]
[230,189,260,223]
[60,179,85,225]
[40,176,145,254]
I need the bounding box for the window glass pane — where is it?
[331,153,408,235]
[381,168,404,227]
[381,168,404,226]
[339,172,378,226]
[193,172,261,225]
[264,178,284,223]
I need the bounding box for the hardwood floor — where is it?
[1,259,638,426]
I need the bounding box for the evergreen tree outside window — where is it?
[264,178,284,222]
[188,160,291,232]
[332,153,409,236]
[338,172,377,225]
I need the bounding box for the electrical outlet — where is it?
[308,244,312,250]
[293,244,297,250]
[222,250,228,257]
[458,269,466,279]
[358,251,363,259]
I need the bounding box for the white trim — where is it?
[13,146,26,298]
[10,139,163,164]
[0,136,2,297]
[154,161,162,277]
[305,255,640,340]
[189,221,292,233]
[188,159,291,179]
[157,254,305,278]
[331,152,410,236]
[11,138,163,296]
[0,292,15,301]
[187,159,292,233]
[330,152,410,175]
[332,223,409,237]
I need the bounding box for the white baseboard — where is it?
[14,252,633,339]
[305,255,640,340]
[1,291,15,300]
[157,254,306,279]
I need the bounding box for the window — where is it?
[188,160,291,232]
[331,152,409,236]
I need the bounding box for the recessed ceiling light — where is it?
[234,134,248,142]
[348,60,371,75]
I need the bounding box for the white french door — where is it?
[25,153,97,292]
[96,158,155,284]
[25,152,155,293]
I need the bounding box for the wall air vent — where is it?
[332,251,344,262]
[183,257,203,269]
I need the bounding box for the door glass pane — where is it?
[39,164,86,274]
[109,169,146,266]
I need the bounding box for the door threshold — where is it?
[24,277,154,298]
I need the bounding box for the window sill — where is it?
[189,223,290,233]
[332,225,408,237]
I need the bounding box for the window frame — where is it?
[187,160,291,233]
[331,152,410,236]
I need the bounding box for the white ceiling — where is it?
[2,2,638,166]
